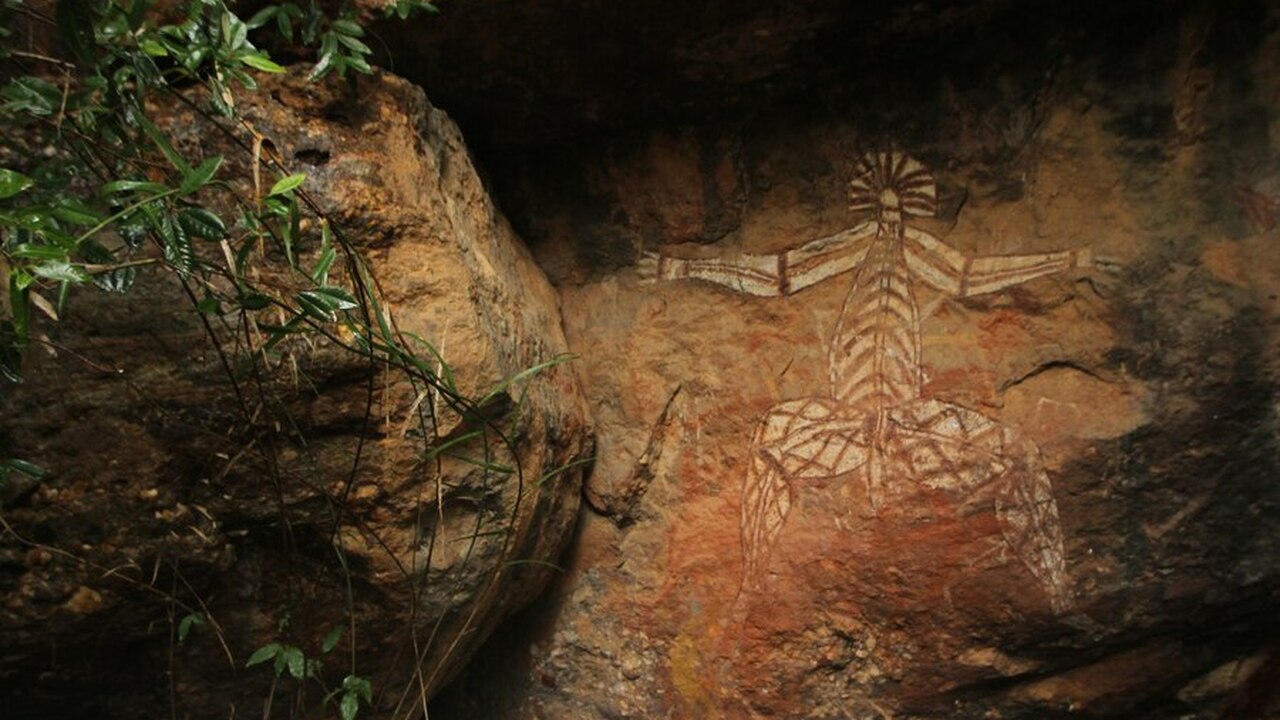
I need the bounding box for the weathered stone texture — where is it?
[4,1,1280,718]
[430,2,1280,718]
[0,72,591,718]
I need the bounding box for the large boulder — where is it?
[0,71,591,718]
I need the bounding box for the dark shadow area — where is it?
[428,510,592,718]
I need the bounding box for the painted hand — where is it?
[636,250,661,282]
[637,251,686,282]
[1075,248,1122,294]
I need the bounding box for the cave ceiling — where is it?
[366,0,1161,154]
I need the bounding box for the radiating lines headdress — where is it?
[848,150,938,221]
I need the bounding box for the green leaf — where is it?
[181,45,210,72]
[332,19,364,37]
[6,459,45,478]
[336,34,372,56]
[241,53,285,74]
[301,3,323,43]
[0,168,34,199]
[383,1,439,18]
[345,54,373,75]
[283,646,306,679]
[295,291,334,321]
[177,206,228,240]
[262,195,289,216]
[140,38,169,57]
[11,267,34,291]
[343,675,373,703]
[340,692,359,720]
[260,315,307,352]
[32,261,88,284]
[234,232,256,275]
[160,214,193,276]
[34,226,80,248]
[308,50,335,80]
[114,212,151,247]
[226,67,259,92]
[403,331,457,391]
[237,293,273,311]
[208,75,233,118]
[537,456,595,488]
[297,287,358,321]
[52,198,102,226]
[279,224,296,270]
[133,108,192,175]
[267,173,307,197]
[9,277,30,333]
[8,244,68,261]
[78,239,134,293]
[480,354,573,407]
[246,6,279,30]
[246,643,281,667]
[178,612,205,642]
[55,280,70,316]
[310,246,335,285]
[11,207,58,233]
[227,15,249,51]
[322,625,343,654]
[1,77,59,116]
[276,11,295,43]
[196,296,221,315]
[102,180,170,195]
[285,199,301,265]
[180,155,223,195]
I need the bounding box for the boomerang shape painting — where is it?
[645,151,1106,613]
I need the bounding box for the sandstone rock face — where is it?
[430,2,1280,718]
[5,2,1280,717]
[0,72,591,718]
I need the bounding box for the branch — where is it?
[8,50,76,69]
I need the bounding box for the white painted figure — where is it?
[642,151,1108,613]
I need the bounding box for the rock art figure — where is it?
[643,151,1108,613]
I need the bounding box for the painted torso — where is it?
[828,221,921,413]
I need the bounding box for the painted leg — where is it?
[740,449,791,591]
[739,398,872,592]
[995,431,1073,613]
[885,399,1072,612]
[883,399,1007,497]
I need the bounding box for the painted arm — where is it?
[640,220,877,296]
[902,226,1098,297]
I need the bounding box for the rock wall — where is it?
[3,1,1279,718]
[0,72,592,718]
[429,1,1280,718]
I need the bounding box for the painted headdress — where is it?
[848,150,938,221]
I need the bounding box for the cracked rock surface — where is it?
[430,1,1280,717]
[0,71,591,718]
